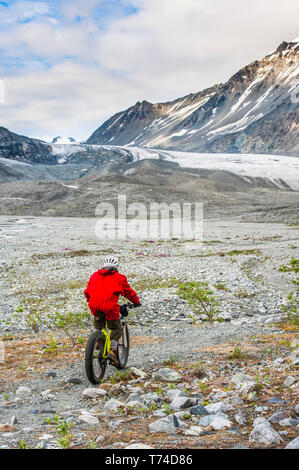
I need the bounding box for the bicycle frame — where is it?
[96,303,136,360]
[101,326,111,359]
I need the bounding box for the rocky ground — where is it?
[0,215,298,449]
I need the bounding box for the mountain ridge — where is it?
[0,126,53,163]
[87,40,299,155]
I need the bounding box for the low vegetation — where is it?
[280,258,299,325]
[176,281,222,322]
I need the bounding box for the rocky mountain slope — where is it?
[0,127,52,163]
[87,40,299,155]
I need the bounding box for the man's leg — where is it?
[106,319,121,362]
[93,317,102,330]
[107,319,122,349]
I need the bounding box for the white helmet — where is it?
[104,256,119,268]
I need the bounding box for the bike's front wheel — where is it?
[85,330,107,384]
[116,321,130,370]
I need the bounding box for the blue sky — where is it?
[0,0,298,141]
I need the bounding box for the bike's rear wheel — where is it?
[85,330,107,384]
[116,322,130,370]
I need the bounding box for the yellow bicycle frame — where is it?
[102,327,111,359]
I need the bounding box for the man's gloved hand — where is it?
[120,305,129,317]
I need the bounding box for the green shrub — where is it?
[280,258,299,325]
[279,258,299,273]
[177,281,221,322]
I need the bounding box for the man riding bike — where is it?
[84,256,141,363]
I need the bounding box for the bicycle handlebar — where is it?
[123,303,141,309]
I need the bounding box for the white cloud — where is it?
[61,0,100,21]
[0,1,52,24]
[2,61,146,140]
[0,0,298,140]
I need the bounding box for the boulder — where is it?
[152,368,182,382]
[166,389,189,400]
[78,413,99,426]
[149,415,185,434]
[199,412,232,430]
[169,397,195,411]
[184,425,204,436]
[82,388,108,399]
[249,422,282,445]
[285,437,299,449]
[126,400,148,411]
[130,368,148,379]
[204,401,233,414]
[104,398,125,413]
[268,411,287,423]
[190,404,209,417]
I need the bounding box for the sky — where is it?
[0,0,298,142]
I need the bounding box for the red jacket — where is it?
[84,268,140,320]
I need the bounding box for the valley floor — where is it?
[0,215,298,449]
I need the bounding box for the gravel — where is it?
[0,215,298,449]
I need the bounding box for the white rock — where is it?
[109,419,125,431]
[152,368,182,382]
[229,373,254,387]
[184,429,199,436]
[9,416,18,425]
[285,437,299,449]
[241,382,256,396]
[41,389,55,399]
[253,417,271,427]
[199,412,232,430]
[126,400,148,411]
[38,434,54,440]
[235,411,247,425]
[149,415,185,434]
[185,425,204,436]
[125,443,154,449]
[283,376,296,387]
[22,427,35,433]
[104,398,125,412]
[130,368,148,379]
[166,389,189,400]
[174,411,191,420]
[249,423,282,445]
[78,413,99,426]
[279,418,297,427]
[273,358,285,366]
[170,397,195,411]
[229,373,256,396]
[269,411,286,423]
[15,386,32,398]
[204,401,233,414]
[82,388,107,399]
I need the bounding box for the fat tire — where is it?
[116,323,130,370]
[85,330,107,384]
